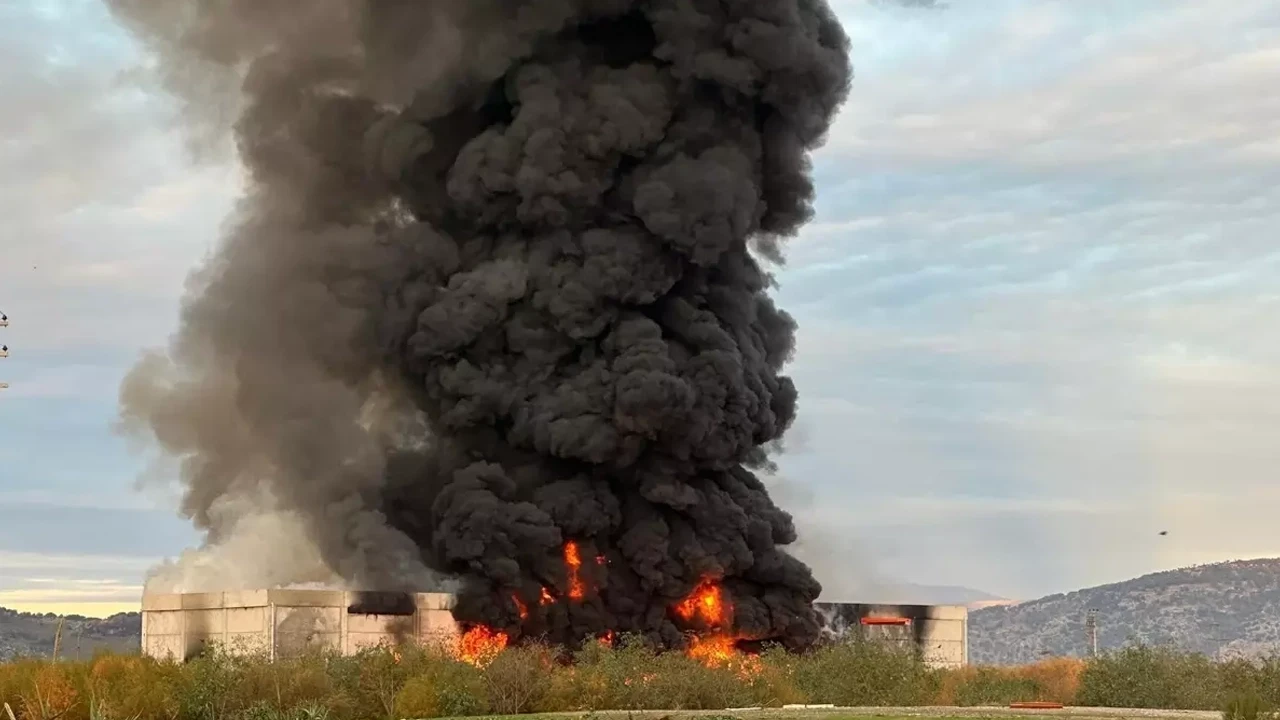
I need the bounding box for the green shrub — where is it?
[743,646,807,708]
[1224,689,1280,720]
[1251,655,1280,708]
[1076,643,1221,709]
[394,656,488,718]
[239,701,333,720]
[328,645,414,720]
[394,676,444,719]
[87,654,181,720]
[640,651,751,710]
[791,638,932,706]
[18,632,1280,715]
[169,645,242,720]
[482,644,552,715]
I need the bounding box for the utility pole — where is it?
[1208,621,1229,660]
[0,311,8,391]
[1085,608,1099,657]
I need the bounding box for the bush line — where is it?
[2,637,1279,719]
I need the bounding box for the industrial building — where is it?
[814,601,969,668]
[141,590,967,668]
[141,590,459,661]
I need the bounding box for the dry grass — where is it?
[932,658,1085,706]
[0,639,1270,719]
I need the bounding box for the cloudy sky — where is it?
[4,0,1280,615]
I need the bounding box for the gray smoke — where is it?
[112,0,852,650]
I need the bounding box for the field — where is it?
[2,638,1279,720]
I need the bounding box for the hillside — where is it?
[3,559,1280,663]
[970,558,1280,664]
[0,607,140,661]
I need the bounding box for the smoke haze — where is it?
[111,0,851,650]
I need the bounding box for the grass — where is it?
[0,637,1274,720]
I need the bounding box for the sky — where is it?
[3,0,1280,616]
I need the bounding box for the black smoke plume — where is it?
[110,0,851,651]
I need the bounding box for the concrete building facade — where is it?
[141,590,968,668]
[814,602,969,668]
[141,590,459,661]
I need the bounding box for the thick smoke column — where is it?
[111,0,851,650]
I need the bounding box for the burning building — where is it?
[814,602,969,668]
[113,0,854,656]
[141,589,968,669]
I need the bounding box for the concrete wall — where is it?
[141,590,459,662]
[142,591,966,668]
[815,602,968,668]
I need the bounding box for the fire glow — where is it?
[457,626,509,666]
[564,541,586,600]
[674,578,727,626]
[686,634,736,664]
[456,566,760,671]
[672,577,755,670]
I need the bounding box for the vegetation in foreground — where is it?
[3,637,1280,720]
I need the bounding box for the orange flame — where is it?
[687,634,737,665]
[599,630,615,645]
[674,578,728,626]
[540,586,555,605]
[686,633,761,676]
[564,541,586,600]
[456,625,508,666]
[672,578,761,672]
[512,593,528,620]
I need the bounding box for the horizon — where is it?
[10,555,1277,619]
[5,0,1280,616]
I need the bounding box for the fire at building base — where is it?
[140,590,968,669]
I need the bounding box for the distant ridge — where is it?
[4,560,1279,663]
[970,558,1280,665]
[821,582,1009,608]
[968,599,1019,610]
[0,607,139,661]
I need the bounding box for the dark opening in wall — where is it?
[347,591,416,616]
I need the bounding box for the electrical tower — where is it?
[1085,608,1099,657]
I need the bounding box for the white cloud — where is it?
[0,574,145,615]
[2,0,1278,603]
[771,0,1280,597]
[0,584,142,603]
[0,551,153,573]
[0,2,237,363]
[825,2,1280,171]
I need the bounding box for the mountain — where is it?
[970,558,1280,665]
[0,608,140,661]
